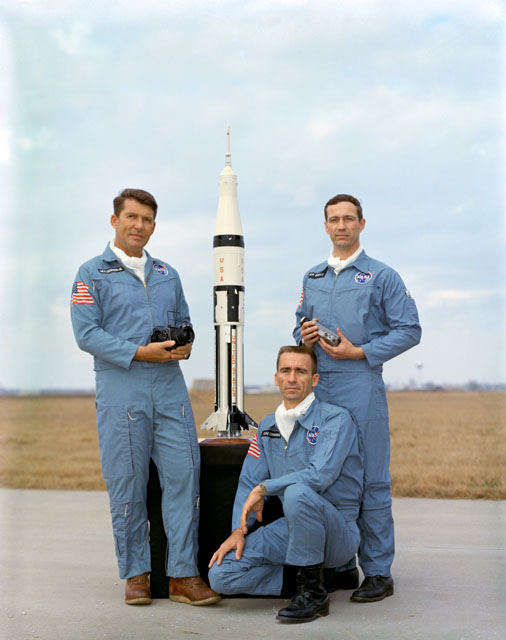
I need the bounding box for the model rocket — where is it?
[202,126,257,437]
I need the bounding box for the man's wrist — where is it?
[353,346,365,360]
[258,482,267,496]
[133,345,146,361]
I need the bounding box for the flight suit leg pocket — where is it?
[181,401,200,469]
[96,405,135,478]
[109,500,131,575]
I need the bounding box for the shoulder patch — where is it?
[247,433,261,459]
[71,281,94,306]
[98,266,124,274]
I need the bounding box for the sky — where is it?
[0,0,504,391]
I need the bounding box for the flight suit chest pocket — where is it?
[148,277,178,321]
[306,278,331,295]
[96,405,134,479]
[330,283,382,327]
[97,276,146,318]
[285,442,310,472]
[262,437,285,472]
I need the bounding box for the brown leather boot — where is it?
[125,572,152,605]
[169,576,221,606]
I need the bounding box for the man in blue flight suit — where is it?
[208,345,363,624]
[71,188,220,607]
[294,194,421,602]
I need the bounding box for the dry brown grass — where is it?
[389,391,505,499]
[0,391,504,498]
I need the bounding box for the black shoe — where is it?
[350,575,394,603]
[277,564,329,624]
[323,567,359,592]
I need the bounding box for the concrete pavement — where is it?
[1,489,505,640]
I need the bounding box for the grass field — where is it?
[0,391,504,499]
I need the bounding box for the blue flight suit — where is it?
[208,399,363,596]
[293,250,421,577]
[71,245,200,580]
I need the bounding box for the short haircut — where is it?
[324,194,363,221]
[276,345,317,376]
[113,188,158,219]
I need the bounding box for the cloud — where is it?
[16,127,56,152]
[49,301,70,320]
[425,288,503,309]
[0,126,10,165]
[149,213,214,278]
[1,0,503,22]
[51,21,103,57]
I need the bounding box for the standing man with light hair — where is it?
[71,188,220,607]
[294,194,421,602]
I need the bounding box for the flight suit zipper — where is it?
[120,260,155,334]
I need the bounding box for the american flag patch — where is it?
[71,281,94,306]
[247,433,261,459]
[298,287,304,308]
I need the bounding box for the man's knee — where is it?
[207,564,223,593]
[283,483,318,517]
[208,562,235,595]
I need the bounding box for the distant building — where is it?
[245,384,278,394]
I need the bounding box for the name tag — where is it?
[98,267,124,274]
[261,430,281,439]
[308,269,327,279]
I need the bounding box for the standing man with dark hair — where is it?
[294,194,421,602]
[71,188,220,607]
[208,345,363,624]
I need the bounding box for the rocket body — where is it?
[202,128,255,436]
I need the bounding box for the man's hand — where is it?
[240,484,266,535]
[300,318,320,347]
[134,341,193,363]
[208,528,245,568]
[318,328,365,360]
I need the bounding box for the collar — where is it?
[328,246,363,271]
[263,398,319,432]
[296,399,320,430]
[101,243,153,265]
[349,249,372,271]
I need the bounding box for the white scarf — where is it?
[275,392,316,443]
[110,241,147,283]
[328,246,363,275]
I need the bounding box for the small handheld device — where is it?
[300,316,340,347]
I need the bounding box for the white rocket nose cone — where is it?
[214,137,243,236]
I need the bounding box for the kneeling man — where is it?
[208,346,363,624]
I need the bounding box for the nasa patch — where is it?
[354,271,374,284]
[306,426,320,445]
[153,263,168,276]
